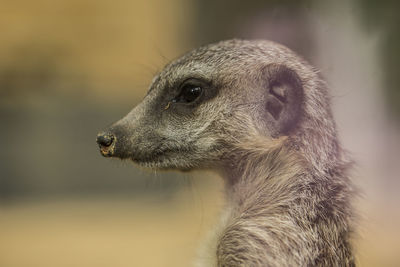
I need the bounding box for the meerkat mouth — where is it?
[130,150,166,163]
[129,146,192,168]
[100,145,114,157]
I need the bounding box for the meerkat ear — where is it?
[263,64,304,135]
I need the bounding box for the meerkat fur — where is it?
[97,39,356,266]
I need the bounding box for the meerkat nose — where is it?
[96,132,116,157]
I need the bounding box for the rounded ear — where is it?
[263,64,304,135]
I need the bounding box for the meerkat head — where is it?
[96,40,307,171]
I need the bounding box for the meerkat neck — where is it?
[213,139,354,267]
[222,137,308,209]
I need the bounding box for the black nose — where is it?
[96,132,116,157]
[97,133,114,147]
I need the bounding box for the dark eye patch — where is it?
[170,78,209,105]
[162,77,218,112]
[172,84,203,103]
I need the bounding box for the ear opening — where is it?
[263,64,304,135]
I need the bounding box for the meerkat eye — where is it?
[173,84,203,103]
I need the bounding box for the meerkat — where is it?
[96,39,355,266]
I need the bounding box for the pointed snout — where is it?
[96,131,116,157]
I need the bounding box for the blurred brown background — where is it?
[1,0,400,266]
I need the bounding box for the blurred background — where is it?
[1,0,399,266]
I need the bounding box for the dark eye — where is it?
[173,84,203,103]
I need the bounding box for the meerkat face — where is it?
[96,40,304,171]
[96,65,232,170]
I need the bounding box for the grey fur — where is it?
[97,39,355,266]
